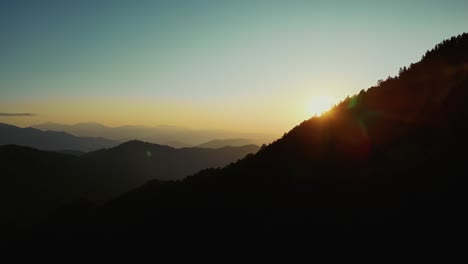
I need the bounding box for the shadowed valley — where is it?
[0,141,259,229]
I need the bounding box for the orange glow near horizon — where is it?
[0,94,340,135]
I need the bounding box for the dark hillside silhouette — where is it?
[0,142,259,228]
[7,33,468,244]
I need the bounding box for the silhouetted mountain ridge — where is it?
[4,33,468,245]
[35,33,468,243]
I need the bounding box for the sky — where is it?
[1,0,468,135]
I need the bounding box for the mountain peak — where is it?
[112,140,175,152]
[117,140,146,147]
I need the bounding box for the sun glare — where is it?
[308,95,335,117]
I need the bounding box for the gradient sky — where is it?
[1,0,467,134]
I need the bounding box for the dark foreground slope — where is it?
[18,34,468,244]
[0,142,259,229]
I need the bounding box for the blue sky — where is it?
[1,0,467,133]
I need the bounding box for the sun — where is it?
[308,95,335,117]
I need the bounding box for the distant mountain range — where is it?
[0,141,259,226]
[1,122,263,151]
[0,123,120,152]
[196,138,256,149]
[31,122,275,148]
